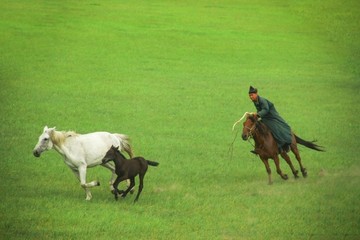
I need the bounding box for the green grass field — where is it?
[1,1,359,239]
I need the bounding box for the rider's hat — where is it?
[248,86,257,94]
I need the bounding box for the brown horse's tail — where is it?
[295,135,325,151]
[146,160,159,167]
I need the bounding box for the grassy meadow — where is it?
[1,1,359,239]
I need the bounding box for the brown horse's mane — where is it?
[115,147,127,160]
[256,121,270,136]
[249,115,270,136]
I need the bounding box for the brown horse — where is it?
[102,146,159,203]
[241,114,324,184]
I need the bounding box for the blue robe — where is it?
[253,96,292,149]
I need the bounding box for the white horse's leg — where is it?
[70,168,92,200]
[101,163,117,192]
[78,165,100,200]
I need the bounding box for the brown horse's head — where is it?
[102,145,119,164]
[241,114,258,140]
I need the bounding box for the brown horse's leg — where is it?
[280,152,299,178]
[261,158,273,185]
[112,176,127,200]
[121,178,136,198]
[134,173,145,203]
[291,144,307,177]
[273,155,288,180]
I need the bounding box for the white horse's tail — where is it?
[114,134,134,158]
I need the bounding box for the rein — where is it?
[229,111,261,159]
[228,127,240,160]
[245,124,256,138]
[228,119,257,160]
[244,125,257,148]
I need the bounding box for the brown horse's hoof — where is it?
[282,174,289,180]
[112,189,124,195]
[302,168,308,177]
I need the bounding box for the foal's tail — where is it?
[114,134,134,158]
[295,134,325,152]
[147,160,159,167]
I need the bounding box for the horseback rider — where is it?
[248,86,292,154]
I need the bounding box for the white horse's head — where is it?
[33,126,56,157]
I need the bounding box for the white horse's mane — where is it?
[50,130,79,146]
[63,130,78,137]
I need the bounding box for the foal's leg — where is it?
[102,164,134,194]
[291,144,307,177]
[280,152,299,178]
[273,155,288,180]
[112,175,129,200]
[260,157,272,185]
[121,178,136,199]
[134,174,145,203]
[112,176,121,200]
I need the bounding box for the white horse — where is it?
[33,126,133,200]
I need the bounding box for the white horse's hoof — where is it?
[85,192,93,200]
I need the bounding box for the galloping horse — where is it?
[102,146,159,203]
[33,126,133,200]
[234,113,324,184]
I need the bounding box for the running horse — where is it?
[102,146,159,203]
[233,112,324,184]
[33,126,134,200]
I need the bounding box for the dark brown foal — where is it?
[102,146,159,202]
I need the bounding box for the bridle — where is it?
[244,122,257,138]
[243,121,257,148]
[229,113,259,159]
